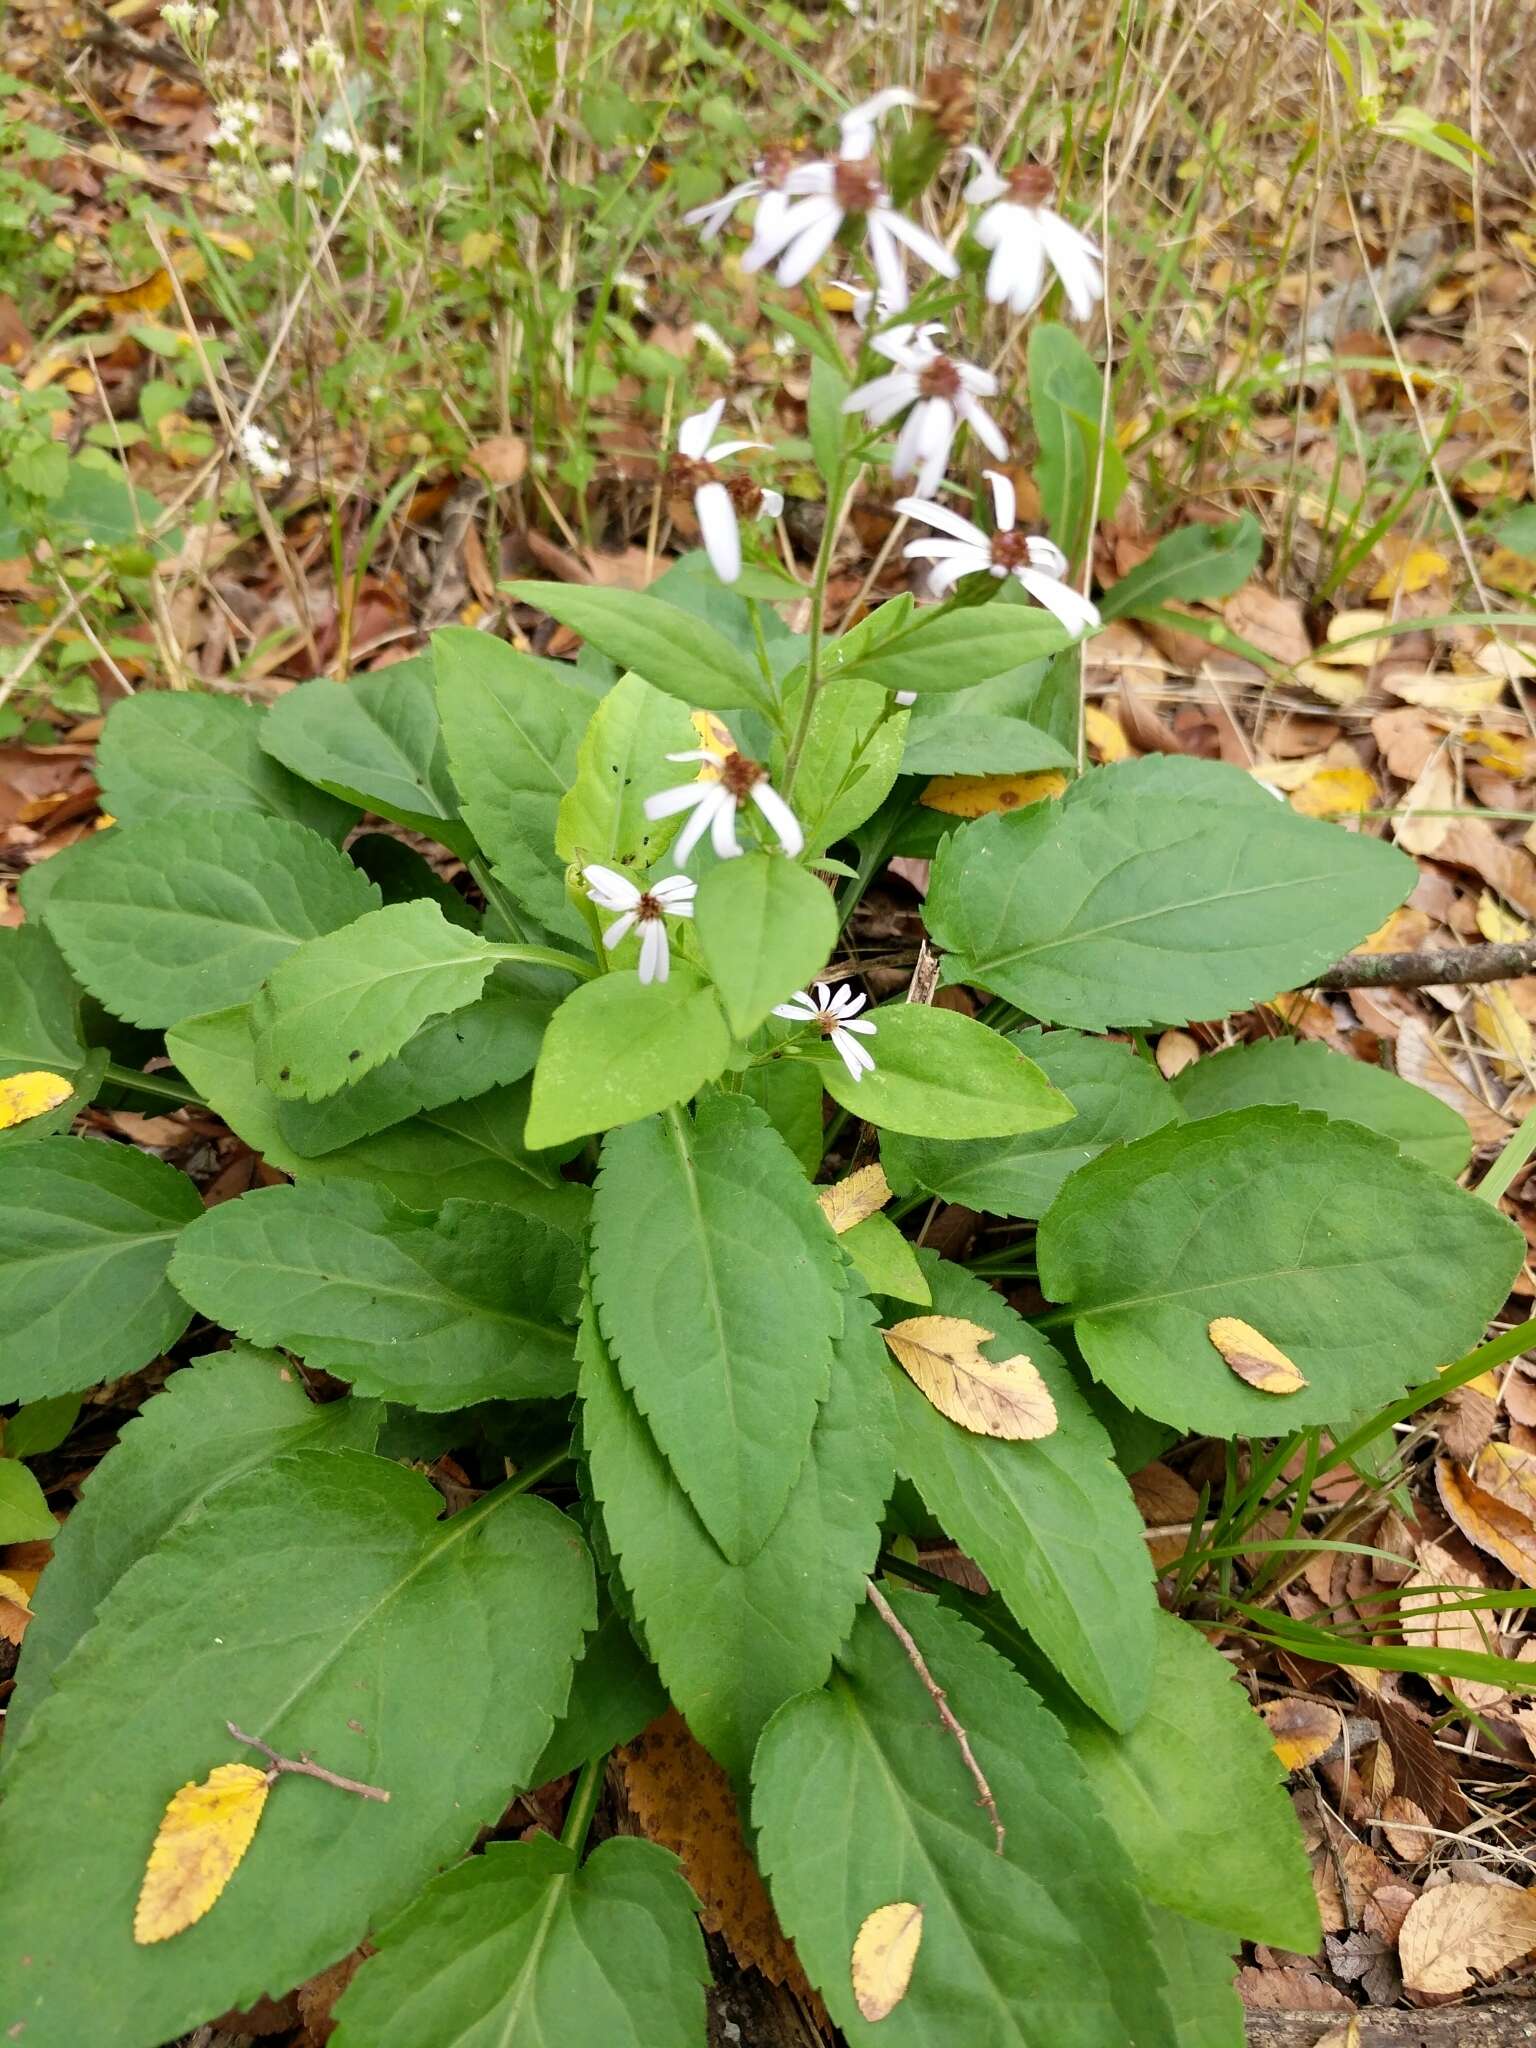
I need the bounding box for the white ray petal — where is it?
[742,191,833,272]
[775,200,846,286]
[1018,566,1102,636]
[710,789,743,859]
[749,780,804,857]
[985,468,1016,532]
[673,786,727,867]
[583,864,641,910]
[875,207,959,278]
[843,370,917,422]
[645,781,709,822]
[959,394,1008,460]
[638,919,669,983]
[1036,210,1104,320]
[695,480,742,584]
[758,489,784,521]
[678,399,725,460]
[602,910,638,949]
[893,497,990,549]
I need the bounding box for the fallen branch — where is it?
[864,1578,1004,1855]
[1310,939,1536,990]
[227,1723,391,1803]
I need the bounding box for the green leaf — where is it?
[1171,1034,1470,1175]
[740,1056,825,1174]
[901,660,1078,777]
[1098,517,1263,621]
[808,353,850,483]
[581,1288,892,1784]
[169,1180,582,1409]
[926,757,1416,1029]
[2,1392,81,1460]
[590,1096,845,1563]
[753,1592,1179,2048]
[250,900,499,1099]
[694,854,838,1035]
[4,1349,378,1759]
[1029,321,1127,565]
[1025,1609,1319,1951]
[331,1835,708,2048]
[42,813,380,1030]
[505,581,775,715]
[0,1137,201,1404]
[1147,1911,1243,2048]
[168,1008,586,1232]
[888,1255,1155,1729]
[832,601,1075,696]
[259,656,473,854]
[525,967,730,1150]
[784,676,909,850]
[433,627,591,940]
[839,1212,930,1304]
[881,1027,1182,1219]
[529,1593,666,1787]
[812,1002,1075,1139]
[0,1452,593,2048]
[0,925,84,1081]
[1037,1105,1525,1435]
[346,832,479,927]
[554,671,698,868]
[0,1457,56,1543]
[95,692,355,842]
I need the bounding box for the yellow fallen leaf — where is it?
[851,1902,923,2023]
[882,1316,1058,1439]
[1398,1880,1536,1997]
[0,1571,34,1646]
[1473,1441,1536,1514]
[1288,765,1375,818]
[1477,889,1530,945]
[1356,906,1433,955]
[1485,546,1536,597]
[1260,1696,1341,1772]
[919,770,1068,819]
[1294,659,1369,707]
[817,1163,891,1235]
[460,229,502,269]
[1472,636,1536,680]
[1083,703,1131,761]
[1466,726,1536,779]
[1314,2020,1361,2048]
[1436,1455,1536,1589]
[1383,671,1507,714]
[1208,1317,1308,1395]
[0,1071,73,1131]
[134,1762,270,1944]
[1474,985,1533,1072]
[1316,608,1391,666]
[689,710,733,768]
[1370,544,1448,600]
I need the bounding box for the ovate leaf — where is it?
[581,1291,893,1785]
[44,813,379,1029]
[695,854,838,1035]
[839,1213,930,1305]
[331,1835,708,2048]
[95,692,355,841]
[0,1458,57,1543]
[529,1594,666,1788]
[555,670,698,868]
[1097,517,1263,621]
[260,656,473,853]
[134,1764,271,1945]
[901,661,1078,777]
[784,676,910,849]
[169,1180,581,1408]
[251,900,498,1099]
[886,1256,1155,1730]
[0,1452,593,2048]
[1029,321,1128,564]
[832,602,1074,696]
[852,1902,924,2023]
[590,1096,845,1563]
[1036,1105,1524,1434]
[925,756,1415,1029]
[505,581,774,715]
[525,967,730,1150]
[0,1138,201,1403]
[813,1001,1074,1139]
[0,925,85,1079]
[753,1593,1178,2048]
[881,1026,1182,1219]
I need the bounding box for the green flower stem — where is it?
[102,1062,206,1108]
[559,1752,607,1856]
[486,942,597,980]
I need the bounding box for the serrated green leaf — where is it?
[42,813,380,1030]
[0,1458,56,1543]
[332,1835,708,2048]
[1172,1034,1470,1175]
[251,900,499,1099]
[2,1392,81,1460]
[0,1451,593,2048]
[525,967,730,1150]
[833,602,1075,696]
[5,1349,378,1759]
[259,656,473,854]
[433,627,591,941]
[506,581,775,715]
[1146,1911,1243,2048]
[926,757,1415,1029]
[555,670,699,868]
[694,854,837,1035]
[0,925,85,1080]
[170,1180,581,1408]
[1029,321,1127,564]
[1037,1105,1524,1435]
[753,1592,1179,2048]
[901,660,1078,777]
[812,1002,1074,1140]
[0,1137,201,1404]
[838,1212,930,1304]
[590,1096,844,1564]
[1098,517,1263,621]
[581,1289,892,1784]
[530,1593,666,1788]
[739,1056,825,1174]
[887,1255,1155,1729]
[784,676,909,850]
[881,1027,1182,1219]
[95,693,355,842]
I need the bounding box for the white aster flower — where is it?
[684,143,800,250]
[774,980,877,1083]
[644,730,803,867]
[443,6,463,22]
[306,33,344,73]
[962,149,1103,321]
[832,275,909,327]
[897,469,1100,635]
[743,90,957,301]
[238,421,290,484]
[582,865,696,984]
[275,41,301,73]
[670,399,782,586]
[320,124,356,157]
[843,322,1006,497]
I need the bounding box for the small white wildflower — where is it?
[306,33,343,73]
[238,421,290,484]
[320,125,356,158]
[582,866,696,984]
[471,124,484,142]
[210,96,262,151]
[683,142,799,250]
[774,981,877,1083]
[897,469,1100,635]
[843,322,1005,497]
[301,170,322,192]
[268,160,295,186]
[961,149,1103,321]
[443,6,463,23]
[770,331,796,358]
[743,90,956,302]
[692,321,734,367]
[614,272,650,317]
[668,400,782,586]
[644,729,803,867]
[275,42,301,73]
[196,6,217,31]
[161,2,196,34]
[383,140,402,166]
[358,139,381,167]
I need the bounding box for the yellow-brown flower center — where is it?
[1005,162,1055,206]
[834,156,884,213]
[719,751,765,799]
[991,529,1030,572]
[635,892,664,923]
[917,356,962,401]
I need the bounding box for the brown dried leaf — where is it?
[1474,1442,1536,1515]
[1400,1538,1509,1712]
[1235,1964,1354,2013]
[851,1902,923,2022]
[465,434,527,487]
[1380,1795,1433,1863]
[1436,1456,1536,1588]
[882,1316,1058,1439]
[1208,1316,1308,1396]
[1262,1696,1343,1772]
[1395,1019,1511,1146]
[817,1163,892,1235]
[1398,1880,1536,1997]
